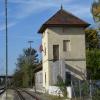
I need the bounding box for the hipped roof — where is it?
[38,8,90,33]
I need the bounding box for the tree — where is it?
[23,48,39,87]
[92,0,100,30]
[13,47,39,87]
[85,28,99,49]
[85,0,100,80]
[13,69,23,87]
[86,49,100,80]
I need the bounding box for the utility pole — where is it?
[28,41,34,49]
[5,0,8,99]
[28,41,33,87]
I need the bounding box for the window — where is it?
[44,47,46,55]
[45,72,46,85]
[65,72,71,86]
[53,45,59,61]
[63,40,70,51]
[44,43,46,55]
[39,73,42,83]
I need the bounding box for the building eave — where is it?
[34,64,42,73]
[38,24,90,33]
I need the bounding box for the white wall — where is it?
[42,26,86,89]
[47,27,86,60]
[35,71,43,91]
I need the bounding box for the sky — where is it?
[0,0,94,75]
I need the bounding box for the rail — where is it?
[14,88,39,100]
[22,89,39,100]
[14,89,26,100]
[0,87,6,95]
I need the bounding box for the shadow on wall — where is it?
[65,64,86,80]
[49,27,84,36]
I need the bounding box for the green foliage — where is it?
[57,75,67,97]
[87,0,100,81]
[92,0,100,33]
[92,0,100,23]
[81,81,89,97]
[13,69,23,87]
[86,49,100,79]
[13,47,39,87]
[85,29,99,49]
[93,88,100,100]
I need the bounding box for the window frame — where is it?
[53,45,59,61]
[63,40,71,52]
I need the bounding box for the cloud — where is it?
[0,0,93,31]
[1,0,60,31]
[8,0,92,20]
[8,0,32,4]
[8,0,73,4]
[67,5,91,16]
[12,2,53,19]
[62,3,94,23]
[0,22,17,31]
[12,35,41,41]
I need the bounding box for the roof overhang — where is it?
[38,24,90,33]
[34,64,42,73]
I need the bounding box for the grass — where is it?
[42,93,66,100]
[36,92,67,100]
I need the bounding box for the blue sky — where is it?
[0,0,94,75]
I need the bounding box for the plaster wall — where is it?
[42,27,86,89]
[35,71,43,91]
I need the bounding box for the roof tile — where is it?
[38,9,90,33]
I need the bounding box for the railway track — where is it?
[0,87,6,95]
[22,90,39,100]
[15,89,25,100]
[14,88,39,100]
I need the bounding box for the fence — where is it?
[71,79,100,100]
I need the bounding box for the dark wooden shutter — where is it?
[53,45,59,61]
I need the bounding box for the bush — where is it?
[57,75,67,97]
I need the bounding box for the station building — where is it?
[34,7,90,95]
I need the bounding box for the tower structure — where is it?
[38,7,90,90]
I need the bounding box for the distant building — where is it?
[0,75,13,86]
[34,7,90,93]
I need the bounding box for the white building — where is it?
[34,7,90,93]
